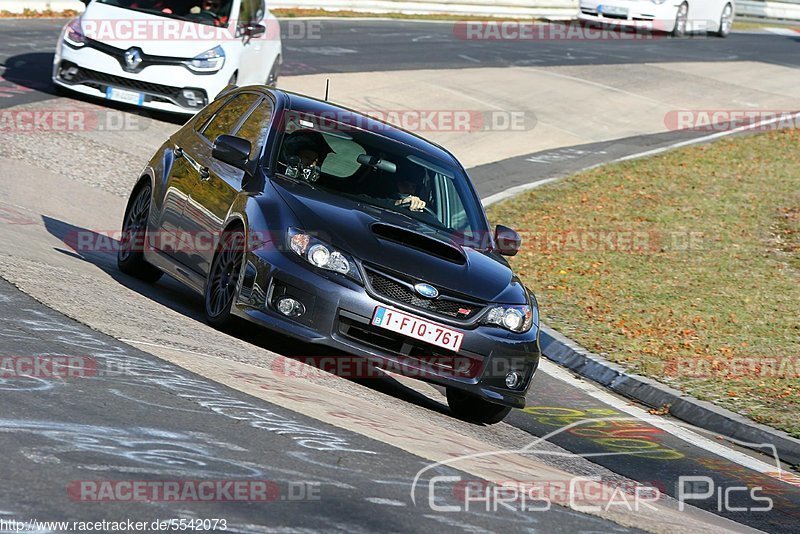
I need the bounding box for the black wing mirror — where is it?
[212,135,252,172]
[245,24,266,38]
[495,225,521,256]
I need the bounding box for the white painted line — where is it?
[365,497,407,506]
[481,111,800,207]
[539,358,796,487]
[458,54,481,63]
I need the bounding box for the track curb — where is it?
[539,324,800,467]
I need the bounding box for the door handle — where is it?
[199,167,210,181]
[174,145,183,158]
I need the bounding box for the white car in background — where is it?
[578,0,735,37]
[53,0,282,114]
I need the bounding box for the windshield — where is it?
[95,0,234,27]
[274,114,488,240]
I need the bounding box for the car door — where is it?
[170,92,261,271]
[689,0,714,31]
[155,100,224,246]
[235,0,273,84]
[180,92,274,276]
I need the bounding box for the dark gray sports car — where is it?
[118,85,540,423]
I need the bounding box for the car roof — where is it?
[270,88,461,167]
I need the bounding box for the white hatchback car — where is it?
[578,0,735,37]
[53,0,282,114]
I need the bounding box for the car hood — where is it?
[269,179,528,304]
[80,2,229,57]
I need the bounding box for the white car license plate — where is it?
[372,307,464,353]
[105,87,144,106]
[598,5,628,16]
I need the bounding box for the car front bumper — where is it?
[233,245,541,409]
[52,40,232,115]
[578,1,680,32]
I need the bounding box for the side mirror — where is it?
[212,135,252,172]
[495,225,521,256]
[245,24,266,38]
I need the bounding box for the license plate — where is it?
[598,5,628,16]
[105,87,144,106]
[372,307,464,353]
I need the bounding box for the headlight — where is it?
[64,18,86,48]
[287,228,362,283]
[183,45,226,73]
[483,304,534,333]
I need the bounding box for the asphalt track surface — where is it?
[0,17,799,534]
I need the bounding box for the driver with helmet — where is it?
[281,130,333,183]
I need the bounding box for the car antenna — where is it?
[324,79,330,101]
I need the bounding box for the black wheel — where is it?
[118,184,162,283]
[204,228,245,328]
[266,56,280,86]
[714,3,733,37]
[672,2,689,37]
[446,388,512,425]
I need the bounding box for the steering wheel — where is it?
[196,10,222,24]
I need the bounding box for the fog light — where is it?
[62,66,78,81]
[182,89,204,108]
[505,371,523,389]
[276,297,305,317]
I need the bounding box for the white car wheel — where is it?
[715,3,734,37]
[672,2,689,37]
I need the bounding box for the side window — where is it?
[234,98,274,159]
[201,93,260,143]
[440,173,469,230]
[191,99,225,133]
[238,0,258,24]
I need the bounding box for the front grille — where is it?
[57,61,207,109]
[73,66,182,98]
[365,266,484,320]
[337,313,483,378]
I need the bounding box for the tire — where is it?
[266,56,280,87]
[714,3,733,37]
[117,184,163,283]
[672,2,689,37]
[446,388,512,425]
[204,228,245,329]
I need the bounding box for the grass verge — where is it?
[487,129,800,437]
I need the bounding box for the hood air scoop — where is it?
[371,223,466,265]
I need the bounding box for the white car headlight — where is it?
[63,18,86,48]
[183,45,226,73]
[288,228,362,283]
[483,304,535,333]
